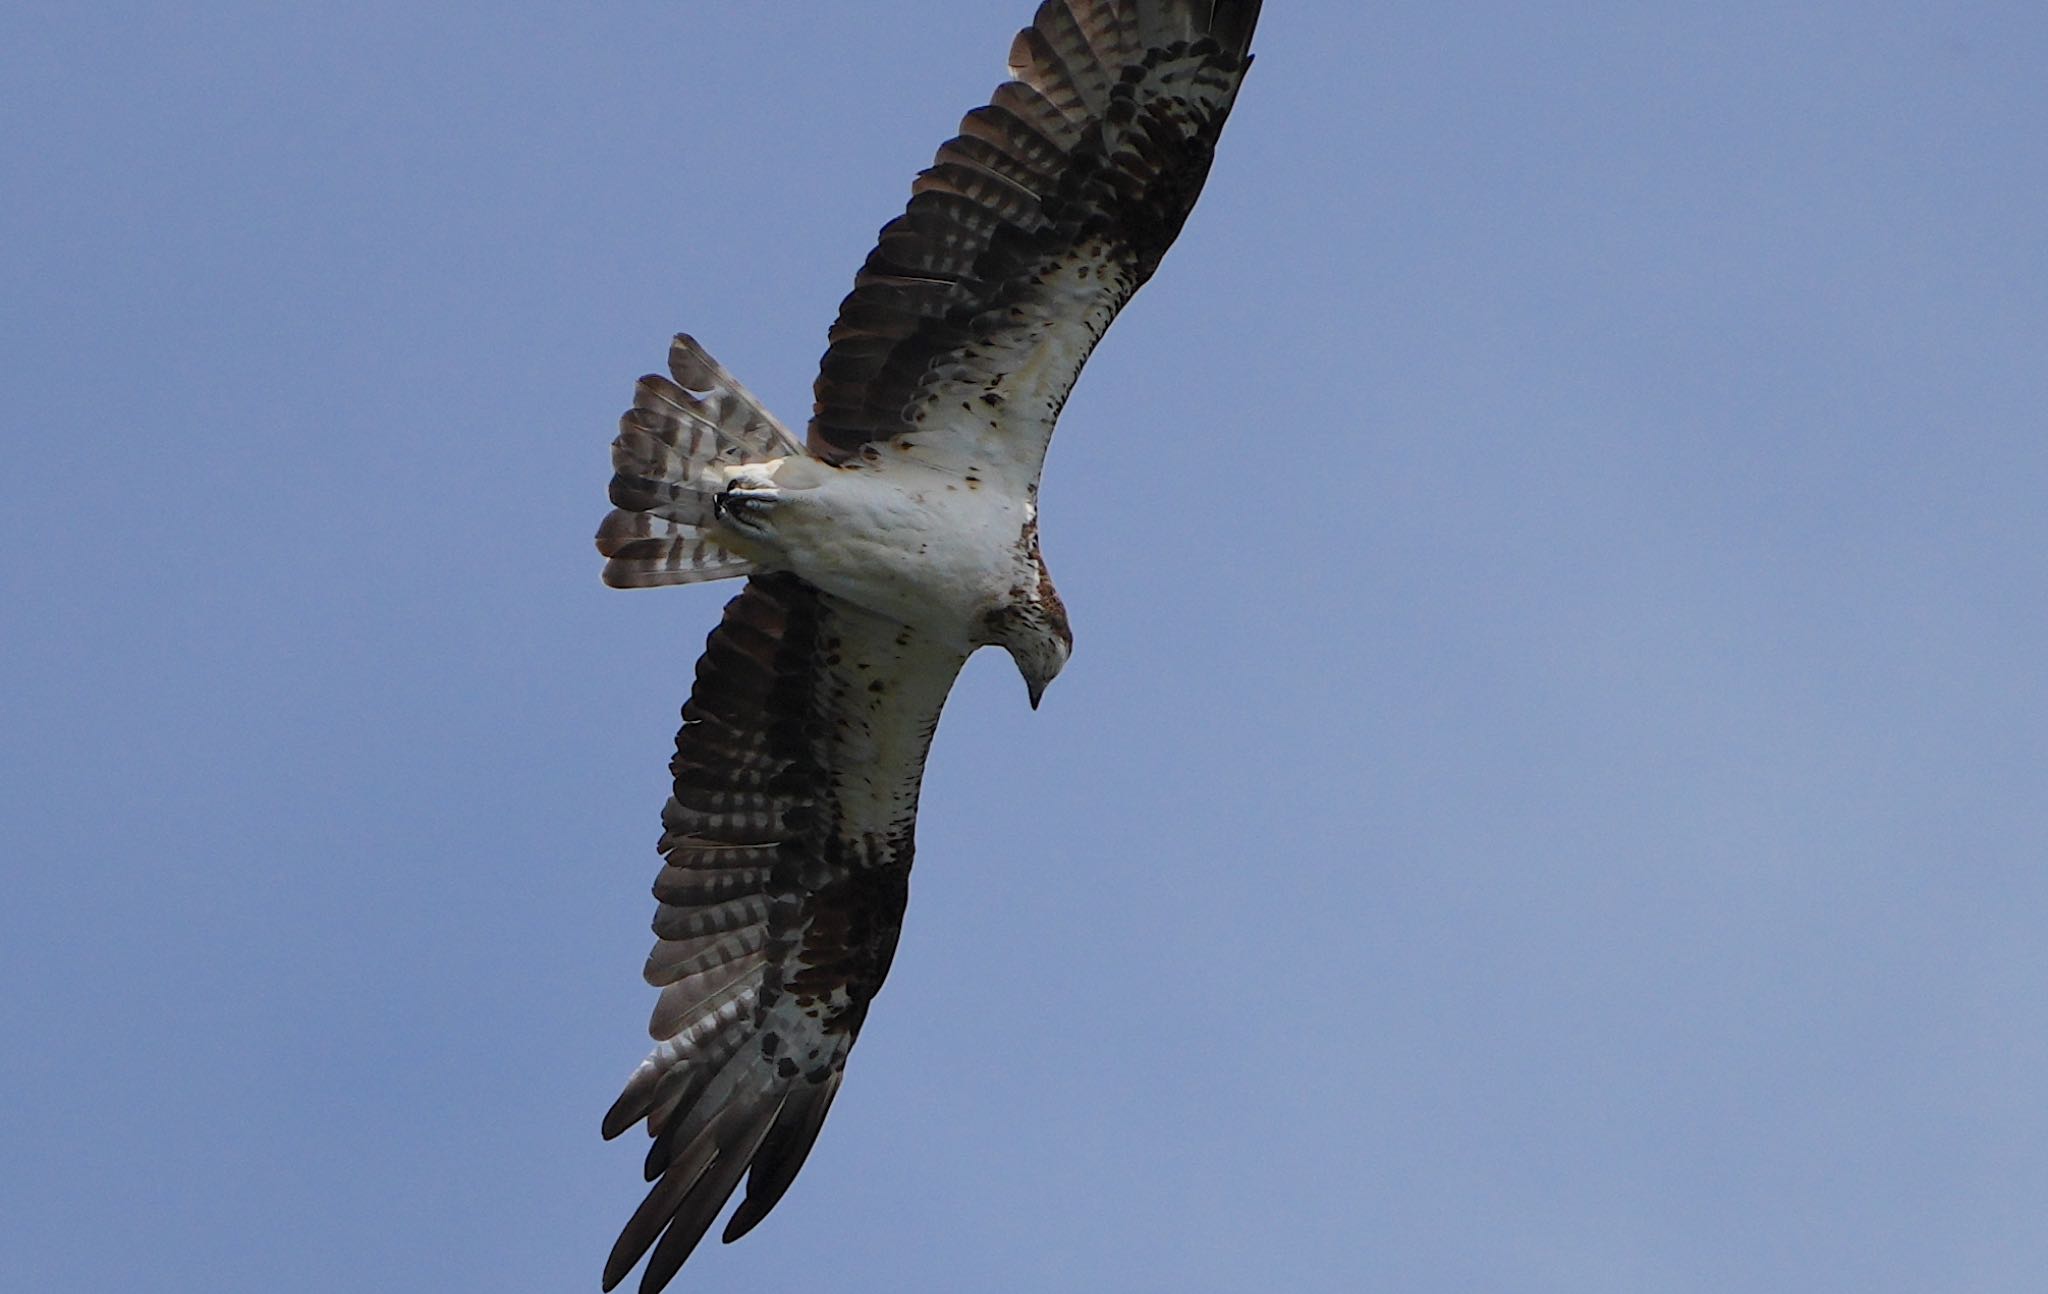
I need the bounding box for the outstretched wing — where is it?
[810,0,1261,493]
[602,574,967,1293]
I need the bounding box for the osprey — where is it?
[595,3,1260,1288]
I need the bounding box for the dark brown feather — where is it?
[721,1071,844,1244]
[808,0,1261,466]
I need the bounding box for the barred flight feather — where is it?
[650,893,775,942]
[650,954,771,1038]
[649,862,779,907]
[643,927,771,986]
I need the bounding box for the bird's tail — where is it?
[597,334,804,588]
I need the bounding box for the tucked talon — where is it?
[716,482,779,529]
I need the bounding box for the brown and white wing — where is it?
[809,0,1261,493]
[601,573,967,1294]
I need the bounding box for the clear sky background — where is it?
[5,3,2045,1291]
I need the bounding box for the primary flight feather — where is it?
[595,3,1261,1288]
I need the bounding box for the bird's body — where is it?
[708,449,1040,656]
[593,4,1261,1289]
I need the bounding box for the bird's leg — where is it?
[714,472,782,534]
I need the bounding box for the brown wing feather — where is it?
[602,574,966,1293]
[808,0,1261,475]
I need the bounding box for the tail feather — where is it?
[597,335,801,589]
[597,511,755,589]
[662,334,800,460]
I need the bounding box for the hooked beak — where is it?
[1027,678,1046,711]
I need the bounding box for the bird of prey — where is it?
[594,3,1260,1288]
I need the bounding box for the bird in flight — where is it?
[594,3,1260,1288]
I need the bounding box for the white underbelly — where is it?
[758,460,1025,644]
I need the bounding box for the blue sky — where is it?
[5,3,2046,1290]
